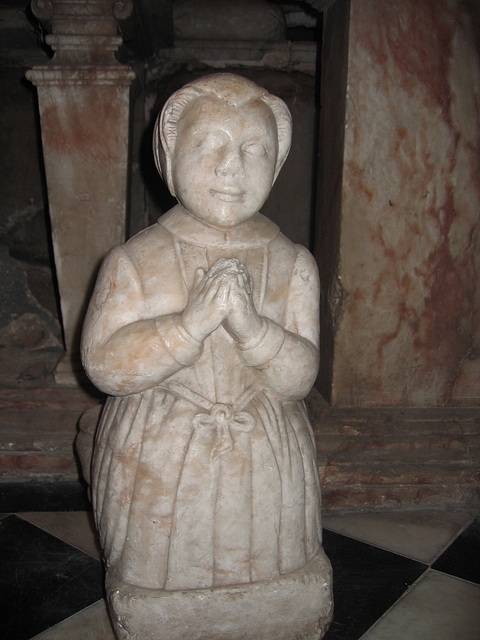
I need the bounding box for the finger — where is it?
[204,274,227,300]
[208,258,234,279]
[220,280,233,307]
[211,266,238,283]
[193,267,206,288]
[244,271,252,294]
[188,276,209,303]
[210,258,245,278]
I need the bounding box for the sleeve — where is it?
[238,246,320,401]
[81,245,202,396]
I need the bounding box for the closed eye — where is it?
[242,142,267,157]
[193,133,222,150]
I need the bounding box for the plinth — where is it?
[106,550,333,640]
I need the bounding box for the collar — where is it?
[158,205,279,250]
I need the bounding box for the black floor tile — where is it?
[0,515,104,640]
[322,529,427,640]
[432,516,480,585]
[0,480,91,512]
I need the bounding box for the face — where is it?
[170,96,278,228]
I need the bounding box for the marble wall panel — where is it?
[331,0,480,406]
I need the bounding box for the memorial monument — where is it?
[81,73,332,639]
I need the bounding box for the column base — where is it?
[106,549,333,640]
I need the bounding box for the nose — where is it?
[215,148,244,178]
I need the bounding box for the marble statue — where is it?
[81,73,332,640]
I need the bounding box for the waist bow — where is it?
[163,380,258,460]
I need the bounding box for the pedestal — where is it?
[26,0,135,385]
[106,550,333,640]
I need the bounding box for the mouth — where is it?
[210,189,245,203]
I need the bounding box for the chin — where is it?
[203,206,257,229]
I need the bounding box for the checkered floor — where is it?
[1,488,479,639]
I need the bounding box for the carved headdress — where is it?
[153,73,292,197]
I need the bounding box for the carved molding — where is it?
[26,65,135,86]
[305,0,339,12]
[113,0,134,21]
[29,0,135,64]
[31,0,54,21]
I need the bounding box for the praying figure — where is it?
[81,73,332,640]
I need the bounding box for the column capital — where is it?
[30,0,134,65]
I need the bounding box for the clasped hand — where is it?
[180,258,263,345]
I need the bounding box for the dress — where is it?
[82,205,322,592]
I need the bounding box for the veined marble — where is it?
[332,0,480,406]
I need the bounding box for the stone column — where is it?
[316,0,480,407]
[26,0,135,385]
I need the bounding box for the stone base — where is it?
[106,550,333,640]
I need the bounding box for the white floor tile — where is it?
[322,509,471,562]
[361,570,480,640]
[32,599,115,640]
[19,511,102,559]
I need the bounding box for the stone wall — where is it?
[0,18,62,382]
[320,0,480,407]
[0,67,49,264]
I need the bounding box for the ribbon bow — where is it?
[193,403,255,460]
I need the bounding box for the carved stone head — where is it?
[153,73,292,228]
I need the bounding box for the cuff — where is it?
[155,315,203,367]
[238,319,285,367]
